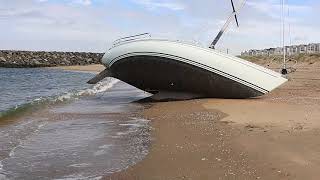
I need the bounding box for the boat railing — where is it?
[111,33,205,49]
[112,33,151,47]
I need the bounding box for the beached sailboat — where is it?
[88,0,287,99]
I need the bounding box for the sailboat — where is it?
[88,0,287,99]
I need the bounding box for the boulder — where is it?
[86,58,93,64]
[0,57,6,62]
[33,59,42,65]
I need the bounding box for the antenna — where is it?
[209,0,246,49]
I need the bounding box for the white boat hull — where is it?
[95,39,287,98]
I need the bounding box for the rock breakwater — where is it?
[0,50,104,68]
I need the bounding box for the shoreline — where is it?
[49,64,105,73]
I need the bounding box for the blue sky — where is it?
[0,0,319,54]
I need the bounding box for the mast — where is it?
[209,0,247,49]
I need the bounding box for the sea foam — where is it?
[0,78,119,119]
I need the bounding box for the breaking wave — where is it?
[0,78,119,120]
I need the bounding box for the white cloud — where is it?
[73,0,92,6]
[246,0,311,19]
[37,0,92,5]
[131,0,185,11]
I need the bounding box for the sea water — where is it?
[0,68,151,179]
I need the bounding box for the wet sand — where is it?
[105,62,320,180]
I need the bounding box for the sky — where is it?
[0,0,319,55]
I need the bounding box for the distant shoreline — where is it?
[50,64,105,74]
[0,50,104,68]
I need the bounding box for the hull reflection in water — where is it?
[0,81,151,180]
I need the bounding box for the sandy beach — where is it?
[57,63,320,180]
[50,64,105,73]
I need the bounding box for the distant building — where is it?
[241,43,320,56]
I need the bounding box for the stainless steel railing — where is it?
[110,33,206,49]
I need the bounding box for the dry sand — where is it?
[56,63,320,179]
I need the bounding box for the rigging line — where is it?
[282,0,286,69]
[286,0,297,70]
[287,0,292,47]
[279,0,282,47]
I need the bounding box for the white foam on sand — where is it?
[99,144,112,149]
[94,149,107,156]
[94,144,113,156]
[0,161,7,180]
[116,131,131,136]
[128,117,150,123]
[54,174,102,180]
[118,123,142,127]
[116,117,151,138]
[119,117,150,126]
[119,118,150,127]
[68,163,92,168]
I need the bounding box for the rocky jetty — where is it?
[0,50,104,68]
